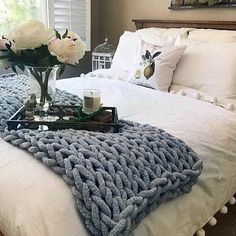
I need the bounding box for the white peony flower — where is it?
[66,31,80,40]
[10,20,55,50]
[48,35,85,65]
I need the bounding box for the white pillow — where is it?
[111,30,182,77]
[134,28,188,46]
[188,29,236,43]
[128,40,186,92]
[111,32,140,75]
[173,38,236,98]
[135,27,195,40]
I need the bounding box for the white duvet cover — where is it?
[0,74,236,236]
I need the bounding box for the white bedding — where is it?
[0,74,236,236]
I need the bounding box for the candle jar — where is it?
[83,89,101,114]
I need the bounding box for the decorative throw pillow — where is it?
[111,31,177,77]
[128,41,186,92]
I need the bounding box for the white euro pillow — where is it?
[111,31,140,76]
[133,27,194,46]
[173,38,236,99]
[188,29,236,43]
[135,27,195,39]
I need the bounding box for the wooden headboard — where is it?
[132,19,236,31]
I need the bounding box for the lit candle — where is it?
[83,89,101,114]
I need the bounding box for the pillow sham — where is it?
[128,41,186,92]
[111,31,140,75]
[135,27,195,40]
[133,27,193,46]
[111,31,177,75]
[188,29,236,43]
[173,38,236,98]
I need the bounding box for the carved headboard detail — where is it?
[132,19,236,31]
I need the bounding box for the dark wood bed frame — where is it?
[132,19,236,236]
[132,19,236,31]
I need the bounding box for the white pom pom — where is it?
[87,73,94,77]
[179,90,186,96]
[208,217,217,226]
[194,93,201,100]
[229,197,236,205]
[220,206,228,214]
[227,104,235,111]
[210,97,218,104]
[80,73,85,77]
[195,229,205,236]
[170,90,175,94]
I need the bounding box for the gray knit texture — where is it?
[0,74,203,236]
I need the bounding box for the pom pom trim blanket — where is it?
[0,75,203,236]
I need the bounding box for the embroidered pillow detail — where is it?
[129,41,186,92]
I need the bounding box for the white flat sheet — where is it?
[0,76,236,236]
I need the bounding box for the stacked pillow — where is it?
[135,27,194,45]
[110,27,236,112]
[111,28,191,91]
[173,36,236,98]
[188,29,236,43]
[170,31,236,111]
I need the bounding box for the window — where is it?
[0,0,43,35]
[47,0,91,50]
[0,0,91,50]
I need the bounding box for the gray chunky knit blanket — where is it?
[0,74,203,236]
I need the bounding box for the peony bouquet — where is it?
[0,20,85,108]
[0,20,85,74]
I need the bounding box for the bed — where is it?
[0,20,236,236]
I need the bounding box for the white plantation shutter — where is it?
[47,0,91,50]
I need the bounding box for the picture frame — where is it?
[170,0,236,10]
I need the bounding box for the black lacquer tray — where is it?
[7,105,119,133]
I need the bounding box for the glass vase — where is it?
[26,66,59,110]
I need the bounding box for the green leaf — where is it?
[145,50,151,59]
[142,55,146,61]
[0,55,10,59]
[59,64,66,77]
[12,66,17,74]
[54,29,61,39]
[151,62,155,73]
[153,51,161,59]
[17,64,25,72]
[62,29,68,39]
